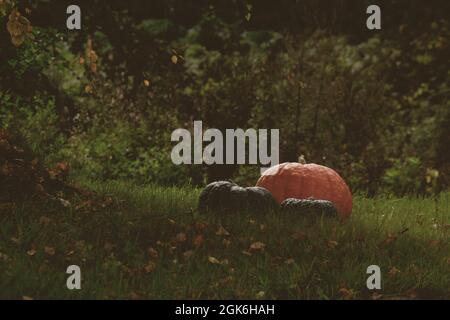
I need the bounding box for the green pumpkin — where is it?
[198,181,278,214]
[280,198,338,217]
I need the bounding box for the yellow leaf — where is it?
[208,256,220,265]
[171,55,178,64]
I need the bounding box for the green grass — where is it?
[0,180,449,300]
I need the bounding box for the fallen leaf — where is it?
[371,292,383,300]
[193,235,204,247]
[285,258,295,265]
[44,246,55,256]
[130,292,141,299]
[339,288,354,300]
[327,240,338,249]
[183,250,194,260]
[147,247,158,260]
[144,262,156,273]
[0,252,10,261]
[208,256,220,265]
[194,221,209,231]
[292,231,307,241]
[242,250,252,256]
[256,291,265,299]
[171,55,178,64]
[249,241,266,252]
[175,232,187,243]
[26,249,36,256]
[39,216,51,226]
[216,226,230,236]
[388,267,400,276]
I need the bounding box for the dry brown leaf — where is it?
[193,234,204,247]
[327,240,338,249]
[194,221,209,231]
[44,246,55,256]
[371,292,384,300]
[249,241,266,252]
[39,216,51,226]
[147,247,158,260]
[388,267,400,276]
[183,250,194,260]
[0,252,10,261]
[175,232,187,243]
[215,226,230,236]
[339,288,354,300]
[292,231,307,241]
[285,258,295,265]
[144,262,156,273]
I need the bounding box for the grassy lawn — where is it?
[0,180,449,300]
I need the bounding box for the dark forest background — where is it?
[1,0,449,196]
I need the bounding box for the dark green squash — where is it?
[198,181,278,214]
[280,198,338,217]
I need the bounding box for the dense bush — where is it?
[1,1,449,195]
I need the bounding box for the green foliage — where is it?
[1,2,449,195]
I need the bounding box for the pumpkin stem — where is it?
[298,155,306,164]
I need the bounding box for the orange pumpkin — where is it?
[256,161,352,218]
